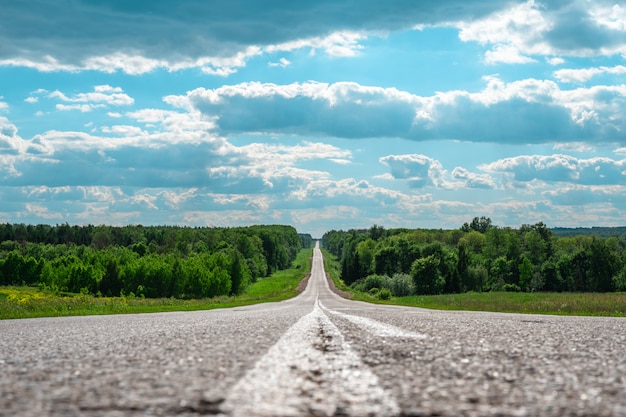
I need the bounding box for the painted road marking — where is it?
[221,299,400,417]
[319,299,428,340]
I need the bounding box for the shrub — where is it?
[388,273,414,296]
[377,288,392,300]
[351,274,389,293]
[502,283,521,292]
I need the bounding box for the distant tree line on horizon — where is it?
[322,218,626,297]
[0,223,311,299]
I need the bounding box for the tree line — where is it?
[322,219,626,297]
[0,223,310,299]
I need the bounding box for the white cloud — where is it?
[240,141,351,166]
[269,57,292,68]
[553,142,595,153]
[546,57,565,65]
[456,0,626,62]
[0,1,509,74]
[590,4,626,32]
[267,31,366,57]
[451,167,496,189]
[174,78,626,145]
[25,203,63,220]
[101,125,146,136]
[481,154,626,186]
[56,103,105,112]
[292,177,411,207]
[379,154,498,190]
[544,184,626,206]
[457,1,552,63]
[49,85,134,106]
[553,65,626,83]
[379,154,446,188]
[484,44,536,65]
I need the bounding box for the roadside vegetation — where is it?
[324,250,626,316]
[323,219,626,295]
[322,220,626,317]
[0,223,312,299]
[3,219,626,318]
[0,247,312,320]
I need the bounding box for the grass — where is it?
[321,249,626,317]
[321,249,350,294]
[391,291,626,317]
[0,248,312,320]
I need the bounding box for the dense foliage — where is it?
[0,223,309,299]
[322,220,626,297]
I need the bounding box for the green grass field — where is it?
[388,291,626,317]
[0,248,313,320]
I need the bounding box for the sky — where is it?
[1,1,626,237]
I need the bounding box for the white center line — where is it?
[319,299,428,340]
[221,298,400,417]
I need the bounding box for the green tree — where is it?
[463,216,492,234]
[589,238,617,292]
[519,256,533,292]
[411,255,444,295]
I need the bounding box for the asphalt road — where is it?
[2,243,626,416]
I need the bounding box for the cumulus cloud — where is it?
[451,167,497,189]
[544,185,626,206]
[379,154,445,188]
[379,154,498,190]
[455,0,626,63]
[456,0,552,63]
[49,85,134,110]
[553,65,626,83]
[169,78,626,144]
[481,154,626,185]
[0,0,515,74]
[290,178,416,212]
[0,1,625,76]
[0,103,359,219]
[266,31,366,57]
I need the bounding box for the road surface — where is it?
[1,243,626,416]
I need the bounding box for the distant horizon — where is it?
[4,220,626,241]
[2,1,626,238]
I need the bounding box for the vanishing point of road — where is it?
[2,243,626,416]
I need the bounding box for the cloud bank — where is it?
[170,79,626,144]
[2,1,626,74]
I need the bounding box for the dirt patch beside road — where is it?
[296,273,311,293]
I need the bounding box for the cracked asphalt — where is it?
[1,243,626,416]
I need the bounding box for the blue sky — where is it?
[1,0,626,237]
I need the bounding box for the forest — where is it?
[322,218,626,297]
[0,223,311,299]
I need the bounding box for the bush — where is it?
[352,274,389,293]
[377,288,392,300]
[388,273,414,296]
[502,283,521,292]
